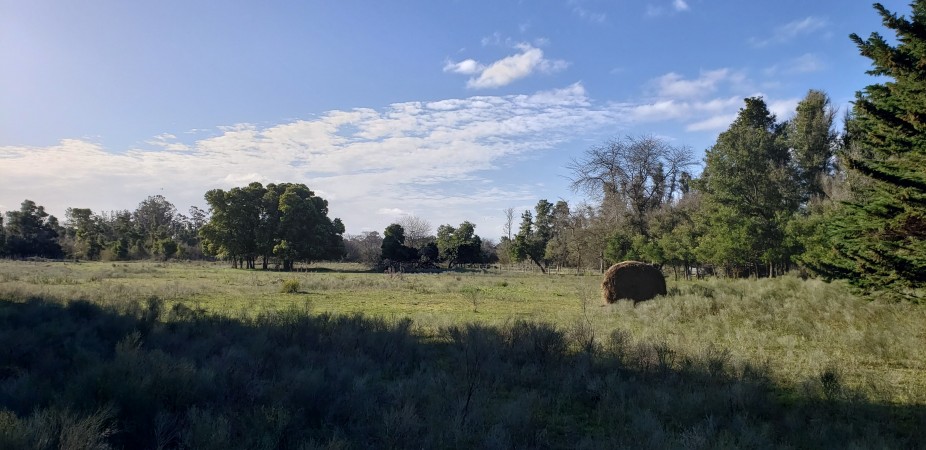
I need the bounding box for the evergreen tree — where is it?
[509,199,554,273]
[788,90,839,202]
[696,97,800,276]
[381,223,419,263]
[810,2,926,297]
[4,200,63,259]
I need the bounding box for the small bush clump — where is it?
[280,279,300,294]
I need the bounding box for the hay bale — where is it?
[601,261,666,305]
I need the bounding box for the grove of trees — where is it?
[199,182,345,271]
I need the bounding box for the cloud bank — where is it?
[0,72,799,237]
[0,84,612,236]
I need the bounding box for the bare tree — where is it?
[502,207,515,241]
[568,135,696,235]
[395,215,433,249]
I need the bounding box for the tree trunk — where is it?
[530,257,546,274]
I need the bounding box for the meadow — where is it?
[0,260,923,449]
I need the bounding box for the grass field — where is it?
[0,260,924,448]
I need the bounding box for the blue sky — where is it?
[0,0,908,239]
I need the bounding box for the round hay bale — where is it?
[601,261,666,305]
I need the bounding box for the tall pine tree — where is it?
[812,2,926,298]
[696,98,800,277]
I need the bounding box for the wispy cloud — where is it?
[750,16,827,47]
[0,84,614,235]
[629,68,797,132]
[764,53,825,76]
[646,0,691,17]
[444,43,569,89]
[568,0,606,23]
[649,69,744,99]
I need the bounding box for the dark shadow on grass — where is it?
[0,297,922,449]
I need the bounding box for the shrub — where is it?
[280,279,300,294]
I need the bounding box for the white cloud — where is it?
[377,208,406,216]
[686,114,737,132]
[764,53,825,76]
[788,53,825,74]
[445,43,569,89]
[650,69,740,99]
[0,84,618,237]
[768,97,801,121]
[646,5,665,17]
[673,0,689,12]
[443,59,484,75]
[751,16,828,47]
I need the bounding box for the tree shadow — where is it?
[0,297,922,449]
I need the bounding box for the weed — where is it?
[281,279,300,294]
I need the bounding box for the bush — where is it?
[280,279,300,294]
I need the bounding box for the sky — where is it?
[0,0,909,240]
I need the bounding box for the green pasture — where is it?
[1,259,923,405]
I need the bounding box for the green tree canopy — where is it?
[201,182,344,271]
[809,2,926,297]
[696,97,800,276]
[436,221,483,269]
[509,199,555,273]
[381,223,419,263]
[4,200,63,259]
[787,90,839,202]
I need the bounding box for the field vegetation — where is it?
[0,261,923,449]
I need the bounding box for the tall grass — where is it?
[0,297,921,449]
[0,261,923,447]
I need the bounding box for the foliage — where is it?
[280,279,300,293]
[3,200,63,259]
[381,224,419,264]
[787,90,839,202]
[509,199,555,272]
[806,2,926,299]
[569,135,695,236]
[394,215,433,249]
[201,182,345,271]
[696,97,800,276]
[436,222,483,269]
[343,231,383,266]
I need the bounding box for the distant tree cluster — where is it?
[0,183,345,271]
[342,216,497,270]
[498,90,838,279]
[0,196,206,261]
